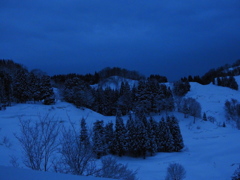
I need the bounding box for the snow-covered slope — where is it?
[0,165,111,180]
[1,81,240,179]
[185,82,240,123]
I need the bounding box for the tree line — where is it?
[59,77,181,116]
[0,59,194,117]
[181,59,240,90]
[51,66,149,86]
[0,60,54,108]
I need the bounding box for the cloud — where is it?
[0,0,239,80]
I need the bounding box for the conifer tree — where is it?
[28,72,41,102]
[167,116,184,152]
[158,117,174,152]
[105,122,114,154]
[126,113,147,157]
[80,118,90,148]
[165,87,175,112]
[40,75,55,105]
[118,82,132,115]
[229,76,238,90]
[217,77,222,86]
[146,79,160,113]
[203,112,207,121]
[93,88,105,114]
[13,69,29,103]
[92,120,107,158]
[173,80,190,97]
[135,80,151,114]
[113,111,127,156]
[136,108,152,157]
[0,72,12,106]
[148,117,158,156]
[135,119,149,158]
[126,114,136,156]
[102,87,118,115]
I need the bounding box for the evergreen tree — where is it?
[188,75,193,82]
[93,87,105,114]
[28,72,41,102]
[63,77,93,108]
[162,87,175,113]
[126,114,137,156]
[80,118,90,148]
[126,112,149,158]
[148,117,158,156]
[135,119,149,158]
[13,69,30,103]
[217,77,222,86]
[118,82,132,115]
[203,112,207,121]
[0,71,12,106]
[135,110,150,158]
[102,87,118,116]
[167,116,184,152]
[158,117,174,152]
[146,79,160,113]
[135,80,151,114]
[229,76,238,90]
[105,122,114,154]
[113,112,127,156]
[40,75,55,105]
[173,80,190,97]
[92,120,107,158]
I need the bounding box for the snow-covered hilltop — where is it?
[91,76,138,90]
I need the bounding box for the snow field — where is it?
[1,81,240,179]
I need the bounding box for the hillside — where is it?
[0,80,240,179]
[186,79,240,124]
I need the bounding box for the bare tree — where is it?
[165,163,186,180]
[189,99,201,124]
[56,116,97,176]
[59,126,96,176]
[15,114,61,171]
[180,98,201,123]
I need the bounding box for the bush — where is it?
[208,116,216,124]
[165,163,186,180]
[97,156,138,180]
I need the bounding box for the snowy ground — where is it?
[0,165,111,180]
[0,82,240,179]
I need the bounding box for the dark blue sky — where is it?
[0,0,240,81]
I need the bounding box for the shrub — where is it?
[165,163,186,180]
[97,156,138,180]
